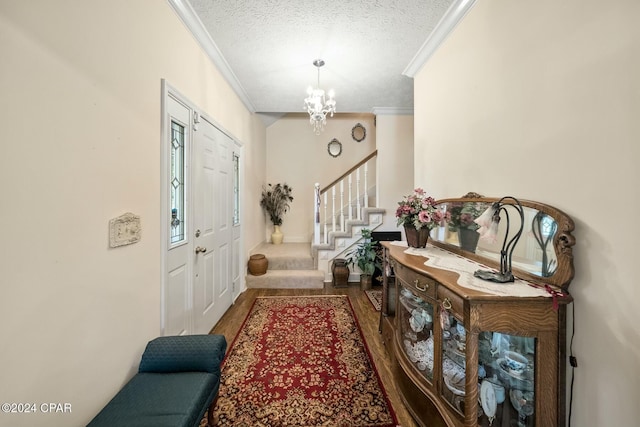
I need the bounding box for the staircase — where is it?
[247,151,385,288]
[310,151,386,282]
[312,207,385,282]
[246,242,325,289]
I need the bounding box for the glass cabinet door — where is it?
[440,310,466,417]
[397,284,435,382]
[477,331,536,426]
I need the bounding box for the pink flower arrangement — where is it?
[395,188,450,231]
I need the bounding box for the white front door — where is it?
[192,115,233,333]
[161,82,235,336]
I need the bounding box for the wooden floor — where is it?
[210,282,418,427]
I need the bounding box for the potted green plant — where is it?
[346,228,382,290]
[260,183,294,244]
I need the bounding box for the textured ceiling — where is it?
[185,0,455,114]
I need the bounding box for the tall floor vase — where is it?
[271,225,284,245]
[404,225,430,248]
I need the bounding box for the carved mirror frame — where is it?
[430,196,576,290]
[327,138,342,158]
[351,123,366,142]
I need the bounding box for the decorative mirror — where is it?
[351,123,366,142]
[327,138,342,158]
[429,196,576,289]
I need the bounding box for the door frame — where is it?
[231,149,243,302]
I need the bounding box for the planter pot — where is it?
[404,225,430,248]
[271,225,283,245]
[332,258,350,288]
[248,254,268,275]
[458,227,480,253]
[360,274,372,291]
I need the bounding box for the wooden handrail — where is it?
[320,150,377,194]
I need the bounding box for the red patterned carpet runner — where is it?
[210,295,397,427]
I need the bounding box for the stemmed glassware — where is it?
[509,389,534,427]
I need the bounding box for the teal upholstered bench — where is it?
[87,334,227,427]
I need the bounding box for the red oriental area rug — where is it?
[209,295,397,427]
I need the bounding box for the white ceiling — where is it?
[173,0,473,115]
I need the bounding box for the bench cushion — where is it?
[87,372,219,427]
[139,335,226,374]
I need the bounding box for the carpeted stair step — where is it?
[266,255,314,270]
[250,242,315,270]
[246,269,325,289]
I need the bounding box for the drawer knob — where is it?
[414,279,429,292]
[442,298,452,310]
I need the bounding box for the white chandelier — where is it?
[303,59,336,134]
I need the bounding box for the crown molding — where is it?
[403,0,478,77]
[168,0,256,113]
[371,107,414,116]
[256,113,286,127]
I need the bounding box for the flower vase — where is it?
[458,227,480,253]
[404,225,430,248]
[271,225,283,245]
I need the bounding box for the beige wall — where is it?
[264,114,415,243]
[0,1,265,426]
[414,0,639,425]
[265,114,376,243]
[374,114,414,234]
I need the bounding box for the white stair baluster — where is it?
[363,162,369,208]
[340,180,345,232]
[348,174,353,221]
[356,168,362,220]
[323,192,328,244]
[331,186,336,232]
[314,183,320,244]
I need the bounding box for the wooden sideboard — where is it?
[379,196,575,427]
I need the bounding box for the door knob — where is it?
[195,246,207,254]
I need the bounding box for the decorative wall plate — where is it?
[327,138,342,157]
[480,379,497,422]
[109,212,141,248]
[351,123,366,142]
[443,372,465,396]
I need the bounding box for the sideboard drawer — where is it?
[437,285,464,317]
[393,261,436,298]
